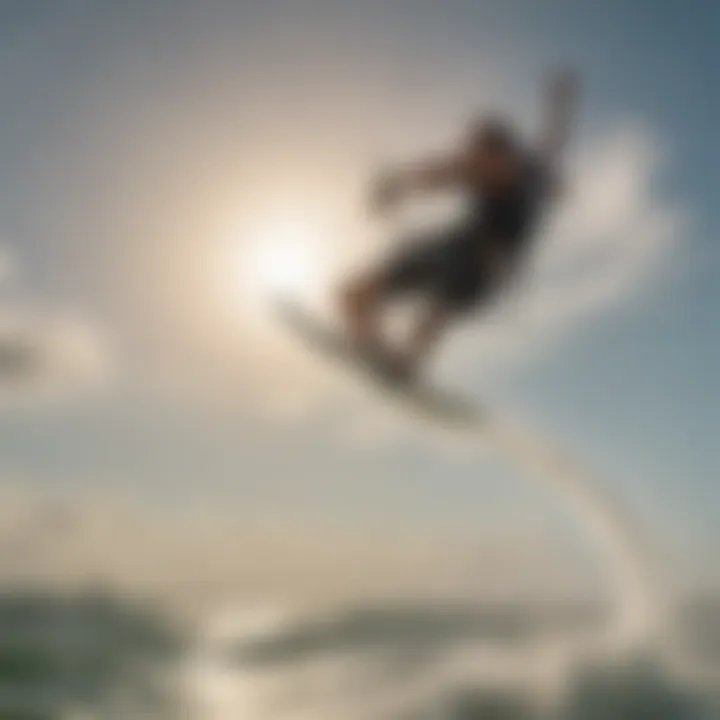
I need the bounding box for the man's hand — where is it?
[539,68,580,166]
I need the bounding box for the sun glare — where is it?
[235,217,327,309]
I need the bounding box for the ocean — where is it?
[1,588,719,719]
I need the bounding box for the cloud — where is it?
[0,308,111,409]
[0,484,598,612]
[0,249,112,410]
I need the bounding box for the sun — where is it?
[232,216,328,310]
[252,227,317,296]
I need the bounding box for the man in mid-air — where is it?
[339,70,579,384]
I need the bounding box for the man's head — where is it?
[466,116,520,187]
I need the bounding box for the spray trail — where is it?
[276,301,662,655]
[451,409,663,655]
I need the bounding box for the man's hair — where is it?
[470,116,517,154]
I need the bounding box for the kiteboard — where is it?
[274,299,481,426]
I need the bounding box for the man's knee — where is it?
[338,272,384,315]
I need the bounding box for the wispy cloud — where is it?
[0,249,111,410]
[0,483,595,613]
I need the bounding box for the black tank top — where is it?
[469,155,552,255]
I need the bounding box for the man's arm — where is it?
[370,155,467,215]
[537,70,580,171]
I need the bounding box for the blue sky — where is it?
[0,0,717,597]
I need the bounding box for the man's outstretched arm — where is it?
[538,70,580,171]
[370,155,467,215]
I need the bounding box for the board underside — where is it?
[275,300,482,426]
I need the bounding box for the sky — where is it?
[0,0,717,603]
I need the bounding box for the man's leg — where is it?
[338,237,435,350]
[400,302,451,378]
[338,270,387,349]
[338,233,453,380]
[340,280,450,381]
